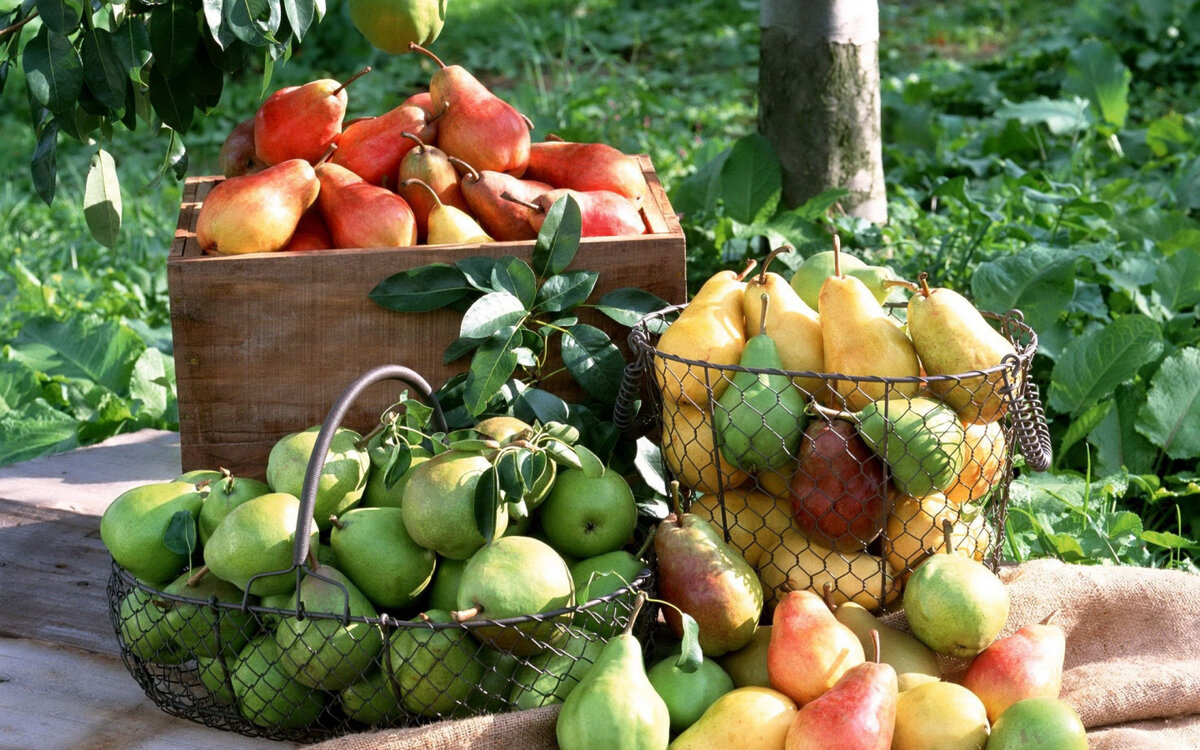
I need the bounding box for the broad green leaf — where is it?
[0,400,79,466]
[444,335,485,364]
[460,292,527,339]
[382,443,412,489]
[491,256,537,308]
[971,246,1077,334]
[35,0,82,35]
[463,327,521,417]
[634,437,668,496]
[149,126,189,188]
[495,451,526,499]
[1089,384,1158,476]
[595,288,671,328]
[675,613,703,673]
[225,0,281,45]
[1146,113,1195,158]
[534,271,599,313]
[369,263,473,312]
[514,388,570,425]
[1154,248,1200,312]
[472,466,500,543]
[81,28,126,110]
[532,194,582,277]
[0,361,40,415]
[791,188,852,222]
[543,439,583,470]
[281,0,315,40]
[23,27,83,114]
[129,347,176,424]
[1137,347,1200,459]
[202,0,236,49]
[457,256,498,291]
[995,97,1090,135]
[163,510,197,556]
[560,324,624,403]
[573,444,606,479]
[1048,315,1163,415]
[1064,40,1131,132]
[670,144,729,217]
[149,0,200,79]
[1057,399,1112,461]
[31,122,58,206]
[112,18,153,78]
[1142,530,1200,551]
[148,64,194,133]
[11,316,144,392]
[719,133,781,225]
[84,149,122,248]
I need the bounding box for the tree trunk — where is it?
[758,0,887,224]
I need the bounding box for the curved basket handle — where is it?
[291,364,448,566]
[1002,352,1052,472]
[614,325,656,441]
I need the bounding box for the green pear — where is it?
[386,609,485,717]
[556,627,670,750]
[274,566,383,690]
[256,590,296,631]
[856,397,967,497]
[540,469,639,558]
[266,426,370,532]
[833,600,940,684]
[362,445,431,507]
[790,250,894,310]
[231,635,328,729]
[176,469,224,485]
[119,586,184,664]
[571,551,645,637]
[101,482,204,583]
[454,536,575,656]
[198,471,270,544]
[427,557,467,611]
[349,0,443,55]
[714,296,806,472]
[203,493,318,596]
[717,626,772,688]
[904,549,1009,658]
[197,653,236,703]
[470,648,521,713]
[159,567,255,658]
[330,507,437,609]
[987,697,1087,750]
[509,630,605,709]
[668,686,798,749]
[648,651,735,733]
[402,450,508,559]
[340,670,405,725]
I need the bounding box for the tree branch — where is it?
[0,9,37,41]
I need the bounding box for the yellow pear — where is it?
[892,681,990,750]
[907,273,1019,422]
[689,488,793,568]
[661,401,750,495]
[742,247,825,397]
[945,419,1007,505]
[819,236,919,410]
[898,673,941,692]
[667,686,798,750]
[831,600,941,684]
[401,178,494,246]
[882,490,992,582]
[656,260,756,405]
[717,626,772,688]
[756,467,791,500]
[756,527,901,610]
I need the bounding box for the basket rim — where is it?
[110,558,654,631]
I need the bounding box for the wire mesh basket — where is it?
[615,303,1051,613]
[107,364,656,742]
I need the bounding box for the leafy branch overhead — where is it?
[1,0,323,246]
[369,194,669,423]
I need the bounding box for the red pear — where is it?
[401,91,439,119]
[315,163,417,248]
[768,590,865,706]
[450,157,550,241]
[790,419,888,551]
[961,615,1066,722]
[196,159,319,255]
[506,188,646,238]
[410,44,531,176]
[330,104,439,186]
[281,208,333,252]
[784,632,897,750]
[255,68,370,166]
[398,132,468,240]
[219,118,265,177]
[525,138,648,200]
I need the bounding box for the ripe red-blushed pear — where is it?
[450,157,551,242]
[398,133,469,241]
[524,139,648,200]
[790,419,888,551]
[254,68,370,166]
[314,163,417,249]
[196,159,319,255]
[768,589,865,706]
[505,188,646,238]
[961,616,1066,722]
[281,209,334,252]
[219,118,265,177]
[330,104,439,187]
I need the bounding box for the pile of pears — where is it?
[200,46,650,256]
[654,238,1017,608]
[101,407,657,732]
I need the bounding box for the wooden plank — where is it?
[0,637,297,750]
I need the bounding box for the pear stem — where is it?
[451,606,480,622]
[870,629,882,664]
[546,133,566,142]
[668,481,683,522]
[402,178,443,207]
[942,518,956,554]
[883,279,920,292]
[735,258,758,282]
[417,612,432,623]
[757,245,793,284]
[331,66,371,96]
[328,515,344,530]
[833,234,842,277]
[758,293,770,335]
[194,478,212,490]
[400,131,427,153]
[316,143,337,166]
[808,401,854,422]
[634,526,657,560]
[408,42,447,69]
[186,565,210,587]
[918,271,933,297]
[500,191,541,212]
[1041,609,1060,626]
[822,582,837,613]
[307,547,319,571]
[623,593,647,636]
[520,113,535,132]
[447,156,481,183]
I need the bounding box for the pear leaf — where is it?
[595,287,671,328]
[31,122,58,206]
[163,509,197,557]
[491,256,538,309]
[381,442,412,490]
[84,148,122,248]
[369,263,473,312]
[541,421,580,444]
[561,324,624,404]
[633,438,668,497]
[534,271,598,313]
[572,444,606,479]
[463,327,522,417]
[675,613,703,674]
[532,194,582,277]
[495,451,526,498]
[23,27,83,114]
[543,439,582,470]
[460,292,527,339]
[473,465,501,544]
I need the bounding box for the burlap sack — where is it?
[311,559,1200,749]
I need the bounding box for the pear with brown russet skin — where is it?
[281,208,333,252]
[961,613,1065,722]
[398,133,469,240]
[410,43,531,176]
[315,162,417,248]
[196,159,320,256]
[504,188,646,238]
[219,118,265,177]
[450,157,550,241]
[330,104,439,186]
[254,68,371,166]
[524,136,648,200]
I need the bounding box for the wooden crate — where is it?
[167,155,686,479]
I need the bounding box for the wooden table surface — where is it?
[0,430,300,749]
